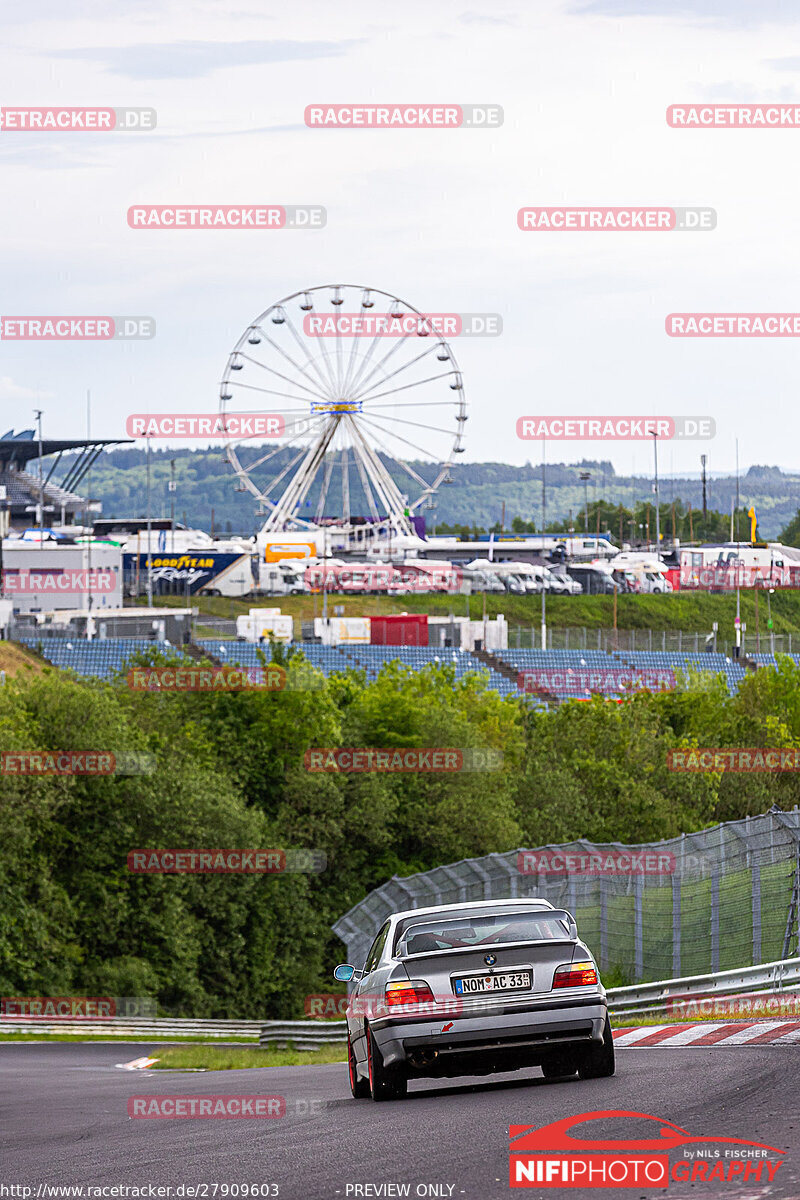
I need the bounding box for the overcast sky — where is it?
[2,0,800,486]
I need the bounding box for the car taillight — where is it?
[385,980,435,1006]
[553,961,598,988]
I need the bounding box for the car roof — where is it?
[387,897,555,925]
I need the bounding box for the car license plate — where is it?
[454,971,531,995]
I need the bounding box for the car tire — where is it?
[578,1016,616,1079]
[366,1025,407,1101]
[541,1056,578,1080]
[348,1034,370,1099]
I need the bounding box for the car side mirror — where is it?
[334,964,355,982]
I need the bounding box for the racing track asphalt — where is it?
[1,1041,798,1199]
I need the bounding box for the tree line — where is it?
[2,648,799,1017]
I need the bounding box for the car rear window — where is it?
[397,911,571,955]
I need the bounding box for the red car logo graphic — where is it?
[509,1110,784,1155]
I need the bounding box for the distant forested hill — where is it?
[69,447,800,541]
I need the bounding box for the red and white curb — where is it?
[116,1056,159,1070]
[613,1020,800,1047]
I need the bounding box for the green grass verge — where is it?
[144,589,800,635]
[151,1043,347,1070]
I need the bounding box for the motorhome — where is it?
[679,543,800,589]
[609,553,672,594]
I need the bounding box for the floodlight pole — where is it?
[541,440,547,650]
[652,432,660,555]
[146,437,153,608]
[34,409,44,548]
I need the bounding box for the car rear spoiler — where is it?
[396,909,579,959]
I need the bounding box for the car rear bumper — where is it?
[371,995,608,1070]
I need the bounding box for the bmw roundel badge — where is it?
[484,954,497,966]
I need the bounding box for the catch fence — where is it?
[510,625,797,657]
[332,809,800,984]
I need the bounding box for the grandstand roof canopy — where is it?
[0,429,129,467]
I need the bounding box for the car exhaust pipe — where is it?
[408,1048,439,1069]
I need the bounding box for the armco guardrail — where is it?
[605,956,800,1018]
[0,1018,263,1040]
[5,961,799,1044]
[259,1020,348,1049]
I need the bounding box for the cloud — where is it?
[568,0,800,25]
[53,38,361,80]
[0,377,56,403]
[0,141,109,169]
[458,11,517,26]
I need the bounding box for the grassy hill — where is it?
[154,588,800,638]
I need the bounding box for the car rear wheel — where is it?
[366,1025,407,1101]
[578,1016,615,1079]
[541,1056,578,1079]
[348,1034,370,1099]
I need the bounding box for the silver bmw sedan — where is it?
[334,898,614,1101]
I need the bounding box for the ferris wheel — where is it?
[219,284,466,538]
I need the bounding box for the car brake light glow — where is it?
[385,980,435,1006]
[553,960,598,988]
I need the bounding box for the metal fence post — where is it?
[752,861,762,965]
[635,875,644,981]
[566,874,577,919]
[710,867,720,973]
[672,873,681,978]
[599,878,608,971]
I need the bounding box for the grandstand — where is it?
[14,636,167,679]
[0,428,129,529]
[12,635,782,704]
[493,646,751,699]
